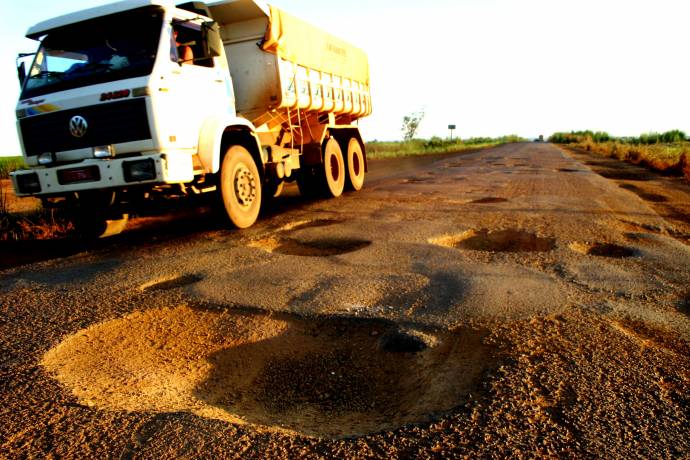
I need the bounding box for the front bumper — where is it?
[10,153,194,197]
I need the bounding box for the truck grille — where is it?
[20,98,151,156]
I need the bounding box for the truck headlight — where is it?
[93,145,114,158]
[123,159,156,182]
[38,152,55,165]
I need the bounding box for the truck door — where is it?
[165,20,230,149]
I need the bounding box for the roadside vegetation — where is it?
[550,130,690,179]
[367,136,525,159]
[0,185,72,241]
[0,204,73,241]
[0,156,25,179]
[0,157,73,241]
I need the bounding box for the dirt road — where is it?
[1,143,688,458]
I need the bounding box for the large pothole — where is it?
[618,184,669,202]
[569,242,638,258]
[249,237,371,257]
[42,306,492,438]
[431,229,556,253]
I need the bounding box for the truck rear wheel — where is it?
[323,137,345,197]
[219,145,262,228]
[297,166,321,198]
[345,137,365,191]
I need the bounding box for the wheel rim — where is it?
[352,150,361,176]
[329,154,341,182]
[233,164,257,208]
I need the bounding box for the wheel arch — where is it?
[219,128,265,181]
[198,116,264,175]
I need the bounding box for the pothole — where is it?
[585,161,626,169]
[279,219,343,232]
[638,193,668,203]
[41,306,493,439]
[402,177,435,184]
[379,330,431,353]
[569,242,638,258]
[431,229,556,253]
[618,184,668,202]
[598,171,651,181]
[249,237,371,257]
[619,183,641,192]
[469,197,508,204]
[140,274,203,291]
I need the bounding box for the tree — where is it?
[401,109,425,141]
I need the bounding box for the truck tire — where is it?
[219,145,262,229]
[70,190,128,238]
[72,214,129,239]
[297,165,321,198]
[264,179,284,201]
[345,137,365,191]
[322,137,345,197]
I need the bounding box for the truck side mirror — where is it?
[17,62,26,86]
[202,21,222,58]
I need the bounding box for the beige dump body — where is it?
[208,0,372,129]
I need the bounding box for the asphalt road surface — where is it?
[1,143,688,458]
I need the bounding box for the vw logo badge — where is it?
[69,115,88,138]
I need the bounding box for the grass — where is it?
[366,135,525,160]
[0,207,73,241]
[550,131,690,179]
[0,187,72,241]
[0,156,26,179]
[0,165,73,241]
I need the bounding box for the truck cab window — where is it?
[171,23,213,68]
[20,6,163,99]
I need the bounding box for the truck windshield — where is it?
[21,6,164,99]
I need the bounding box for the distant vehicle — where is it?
[534,135,544,142]
[11,0,372,235]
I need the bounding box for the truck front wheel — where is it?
[70,191,128,238]
[219,145,262,229]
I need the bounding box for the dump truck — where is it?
[11,0,372,235]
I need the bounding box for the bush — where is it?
[552,129,690,180]
[366,135,524,160]
[0,157,26,179]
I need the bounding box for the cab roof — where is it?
[26,0,173,39]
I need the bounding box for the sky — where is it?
[1,0,689,156]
